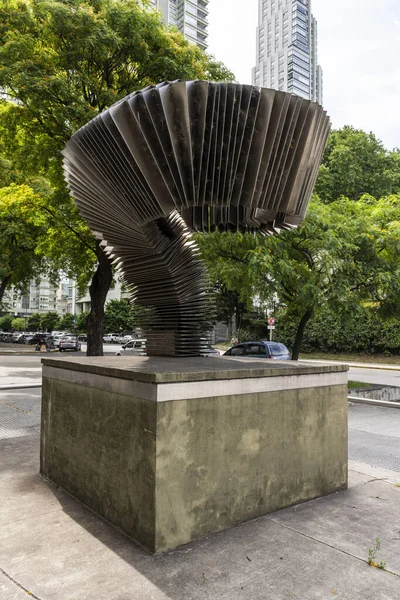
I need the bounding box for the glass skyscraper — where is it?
[253,0,323,104]
[150,0,208,51]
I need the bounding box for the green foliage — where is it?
[11,317,26,331]
[104,299,150,332]
[0,0,234,352]
[198,194,400,358]
[315,126,400,203]
[0,314,13,331]
[40,311,60,332]
[195,232,263,327]
[275,304,400,356]
[0,184,49,301]
[27,312,41,330]
[348,381,372,389]
[76,311,88,332]
[368,538,386,569]
[59,313,75,331]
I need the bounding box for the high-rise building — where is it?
[2,279,69,318]
[150,0,208,50]
[253,0,323,104]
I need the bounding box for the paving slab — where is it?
[269,475,400,576]
[0,571,35,600]
[1,436,400,600]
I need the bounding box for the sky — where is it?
[207,0,400,150]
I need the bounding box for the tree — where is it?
[59,313,75,331]
[195,232,261,328]
[104,300,133,333]
[27,312,41,331]
[0,184,48,303]
[0,315,13,331]
[104,299,150,332]
[315,126,400,203]
[248,196,400,359]
[0,0,234,355]
[40,311,60,332]
[11,317,26,331]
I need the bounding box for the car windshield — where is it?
[269,343,288,356]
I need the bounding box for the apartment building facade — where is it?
[3,279,69,318]
[253,0,323,104]
[150,0,208,50]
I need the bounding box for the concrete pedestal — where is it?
[40,356,348,553]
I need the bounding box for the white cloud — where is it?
[207,0,400,149]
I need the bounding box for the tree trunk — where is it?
[0,275,11,304]
[291,307,314,361]
[86,242,113,356]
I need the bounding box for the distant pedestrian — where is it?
[231,336,238,346]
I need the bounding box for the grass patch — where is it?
[348,380,373,390]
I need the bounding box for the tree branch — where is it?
[40,205,96,254]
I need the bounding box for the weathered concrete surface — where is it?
[155,385,348,552]
[40,378,157,551]
[40,357,348,553]
[1,436,400,600]
[41,354,347,383]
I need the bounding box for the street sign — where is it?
[268,325,275,330]
[268,317,276,326]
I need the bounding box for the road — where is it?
[0,355,400,474]
[348,366,400,387]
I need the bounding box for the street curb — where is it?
[348,395,400,408]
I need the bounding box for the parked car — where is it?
[23,335,34,345]
[77,334,87,342]
[103,333,121,344]
[116,339,146,356]
[59,336,81,352]
[29,333,49,345]
[223,341,291,360]
[200,339,222,356]
[53,334,66,348]
[0,333,13,343]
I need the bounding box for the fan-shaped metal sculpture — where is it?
[63,80,330,356]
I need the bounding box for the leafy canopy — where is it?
[0,0,234,315]
[315,126,400,202]
[0,184,49,300]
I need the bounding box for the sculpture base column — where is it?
[40,356,348,554]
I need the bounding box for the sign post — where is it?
[267,317,276,341]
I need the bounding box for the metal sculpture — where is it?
[63,81,330,356]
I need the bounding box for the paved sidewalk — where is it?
[1,434,400,600]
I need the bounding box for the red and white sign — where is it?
[268,316,276,326]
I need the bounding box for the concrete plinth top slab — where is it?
[41,355,348,384]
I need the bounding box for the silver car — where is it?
[59,336,81,352]
[116,339,146,356]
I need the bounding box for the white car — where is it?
[103,333,121,344]
[53,334,66,348]
[116,339,146,356]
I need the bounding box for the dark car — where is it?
[29,333,52,345]
[223,341,291,360]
